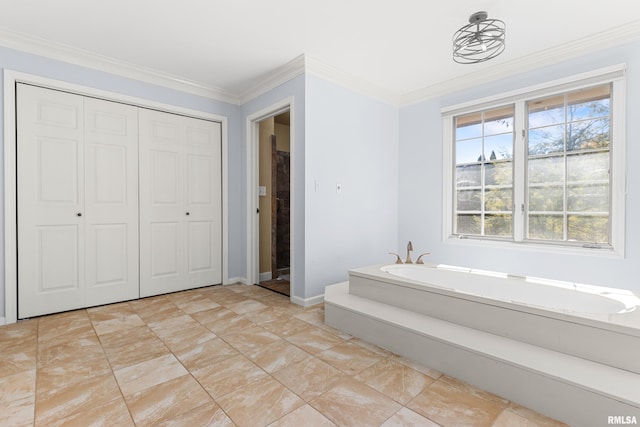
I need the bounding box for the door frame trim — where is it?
[3,69,230,324]
[246,98,294,297]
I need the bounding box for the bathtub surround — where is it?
[325,264,640,426]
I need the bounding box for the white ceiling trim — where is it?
[239,54,400,106]
[0,28,240,104]
[304,55,400,106]
[399,19,640,106]
[1,19,639,109]
[238,55,305,105]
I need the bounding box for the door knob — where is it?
[77,213,82,217]
[186,212,190,216]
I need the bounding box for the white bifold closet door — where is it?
[139,108,222,297]
[17,84,139,318]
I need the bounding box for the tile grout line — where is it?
[10,285,568,427]
[88,304,138,427]
[186,295,313,425]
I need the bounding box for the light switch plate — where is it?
[259,186,267,196]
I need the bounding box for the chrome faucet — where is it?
[405,241,413,264]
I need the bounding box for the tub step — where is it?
[325,281,640,427]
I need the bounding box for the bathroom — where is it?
[1,4,640,425]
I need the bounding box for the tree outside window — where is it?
[451,82,613,246]
[455,106,514,238]
[526,83,611,244]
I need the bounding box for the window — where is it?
[527,84,611,243]
[455,106,515,237]
[443,66,625,253]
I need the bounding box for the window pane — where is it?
[484,105,514,136]
[528,156,564,184]
[528,125,564,155]
[485,214,512,237]
[484,133,513,160]
[449,80,615,246]
[568,184,609,212]
[568,215,609,243]
[457,189,481,211]
[456,112,482,139]
[528,214,563,240]
[529,186,563,211]
[567,84,611,121]
[456,164,481,187]
[566,118,609,151]
[456,138,483,164]
[485,162,512,186]
[453,105,514,239]
[457,214,481,234]
[485,188,512,212]
[528,94,564,127]
[567,152,609,181]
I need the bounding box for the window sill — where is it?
[444,235,623,259]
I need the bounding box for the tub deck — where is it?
[324,266,640,427]
[349,264,640,374]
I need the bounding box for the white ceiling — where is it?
[1,0,639,104]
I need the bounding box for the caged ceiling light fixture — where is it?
[453,11,506,64]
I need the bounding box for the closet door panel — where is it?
[187,155,212,205]
[91,224,128,285]
[139,109,186,296]
[93,144,127,203]
[17,84,85,318]
[151,150,180,205]
[140,110,222,296]
[188,221,213,272]
[38,225,81,291]
[84,97,139,305]
[38,138,81,204]
[185,118,222,287]
[150,222,181,278]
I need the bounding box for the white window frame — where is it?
[442,64,626,257]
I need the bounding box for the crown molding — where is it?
[2,19,639,109]
[304,55,400,106]
[239,54,401,106]
[238,54,306,104]
[240,54,400,107]
[0,28,240,104]
[400,19,640,106]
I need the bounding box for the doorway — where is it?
[257,112,291,296]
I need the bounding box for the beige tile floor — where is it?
[0,284,569,427]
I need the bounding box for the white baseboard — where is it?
[291,293,324,307]
[225,277,249,285]
[0,317,5,326]
[259,272,272,282]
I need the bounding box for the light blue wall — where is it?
[304,74,399,298]
[240,74,399,301]
[399,40,640,292]
[241,75,306,298]
[5,38,636,315]
[0,46,243,317]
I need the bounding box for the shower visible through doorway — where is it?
[258,112,290,296]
